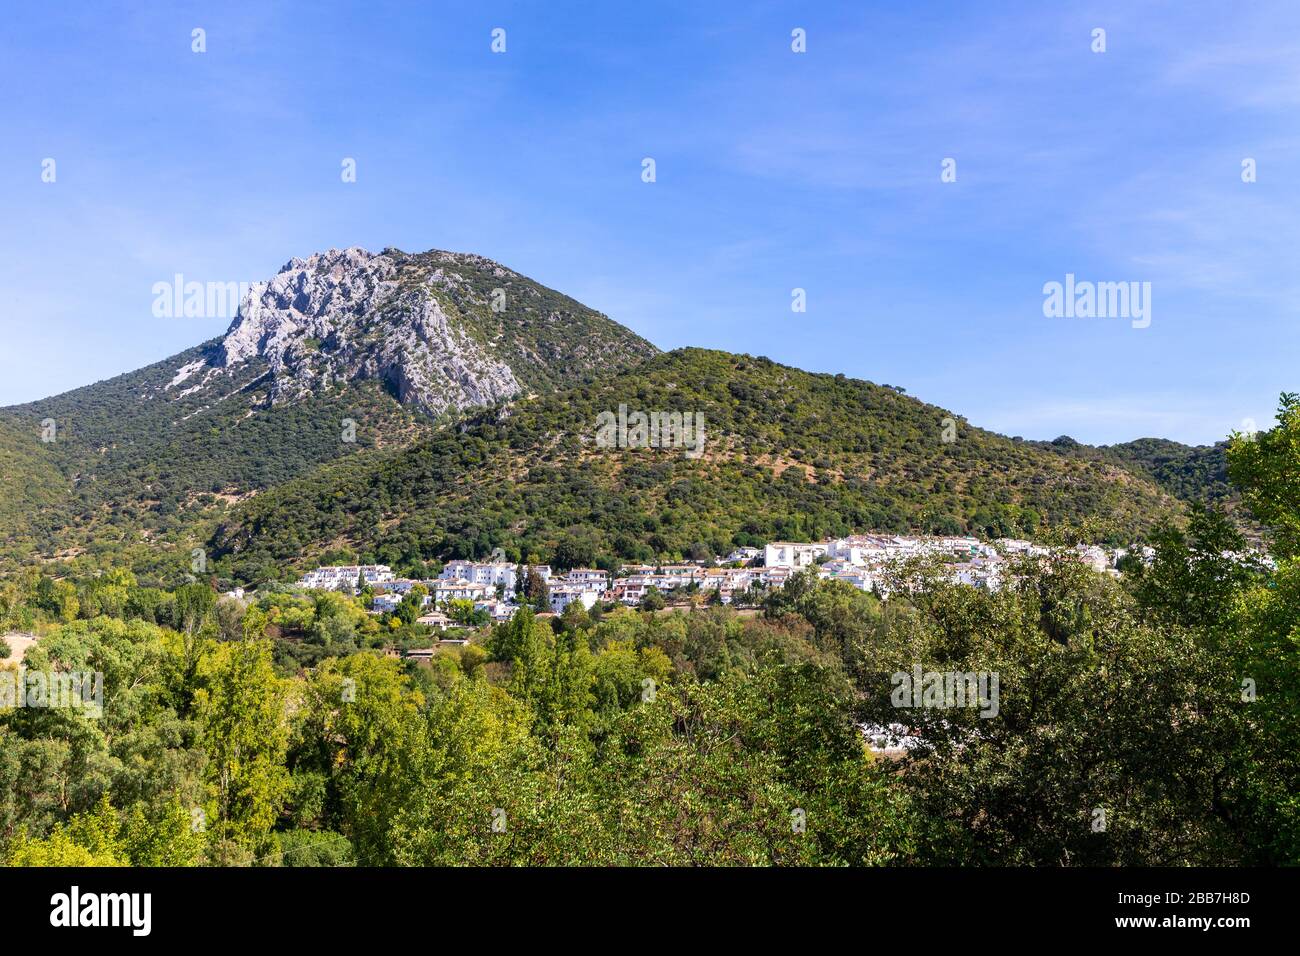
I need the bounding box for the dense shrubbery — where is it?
[1037,436,1232,504]
[3,551,1294,866]
[5,477,1297,865]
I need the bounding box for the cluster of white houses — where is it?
[293,534,1151,621]
[763,534,1143,594]
[300,561,611,622]
[297,565,396,590]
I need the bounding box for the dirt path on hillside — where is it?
[2,632,38,665]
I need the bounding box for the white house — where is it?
[440,561,518,593]
[858,722,924,758]
[932,536,984,558]
[820,561,874,592]
[612,574,687,605]
[430,579,489,604]
[298,565,395,591]
[763,542,828,569]
[657,564,703,581]
[1073,544,1111,573]
[758,566,793,588]
[549,585,600,614]
[826,535,890,564]
[564,568,610,590]
[475,599,518,622]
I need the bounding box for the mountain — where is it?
[0,245,1213,586]
[1088,438,1231,504]
[1035,434,1264,543]
[1034,432,1241,505]
[216,246,658,414]
[0,247,657,572]
[209,349,1186,584]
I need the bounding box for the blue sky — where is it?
[2,0,1296,444]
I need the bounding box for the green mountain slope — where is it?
[0,247,659,574]
[392,248,660,395]
[0,415,70,555]
[210,349,1185,583]
[1101,438,1232,504]
[1034,435,1231,504]
[0,342,429,570]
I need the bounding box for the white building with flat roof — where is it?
[549,584,601,614]
[299,565,395,590]
[430,579,489,604]
[564,568,610,589]
[440,561,518,591]
[764,542,828,569]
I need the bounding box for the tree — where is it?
[1129,504,1261,630]
[447,598,486,627]
[854,559,1250,865]
[640,587,665,612]
[1220,395,1300,861]
[1228,392,1300,558]
[173,583,215,636]
[526,569,549,612]
[381,679,544,866]
[489,607,547,664]
[590,640,671,715]
[552,533,596,571]
[3,795,204,867]
[289,654,424,861]
[33,577,78,623]
[194,638,290,854]
[558,598,591,632]
[213,596,246,642]
[394,586,427,627]
[122,800,206,866]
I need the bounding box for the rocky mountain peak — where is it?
[217,246,523,417]
[155,244,656,421]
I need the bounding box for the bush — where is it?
[275,829,356,867]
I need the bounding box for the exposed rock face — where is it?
[218,247,521,417]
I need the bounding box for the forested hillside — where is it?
[0,343,430,572]
[0,416,68,556]
[1036,435,1232,504]
[3,395,1297,867]
[0,248,1218,589]
[212,349,1184,584]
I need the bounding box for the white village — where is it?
[291,533,1153,625]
